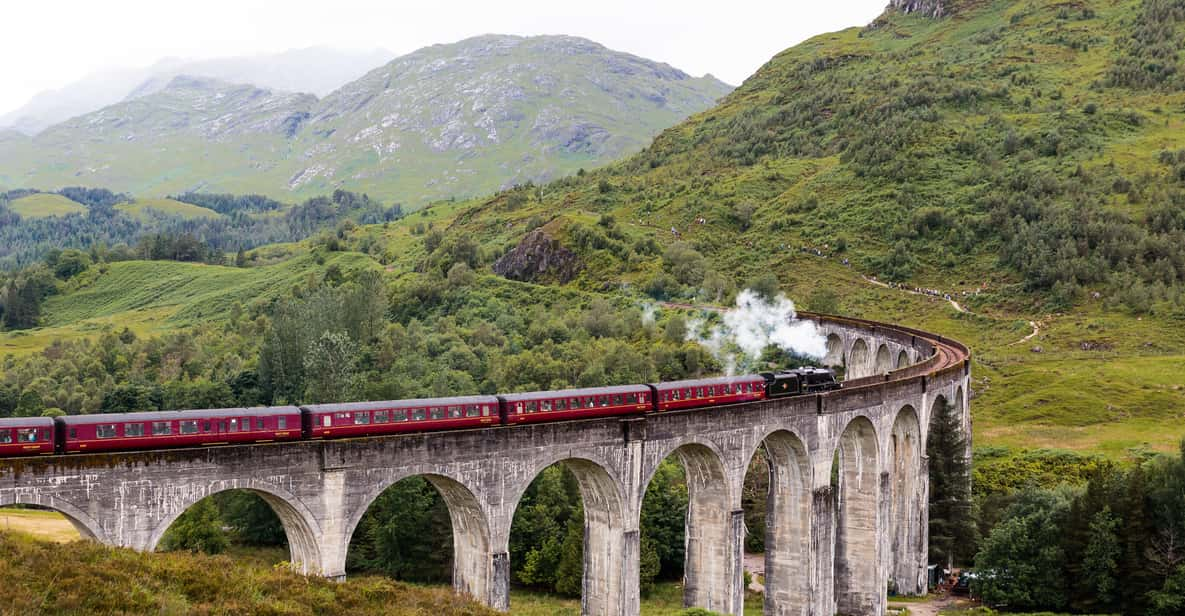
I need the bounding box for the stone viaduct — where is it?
[0,313,971,616]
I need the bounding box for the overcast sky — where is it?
[1,0,888,115]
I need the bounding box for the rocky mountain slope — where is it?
[0,47,394,136]
[0,35,731,203]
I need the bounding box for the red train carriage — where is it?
[652,375,766,412]
[499,385,652,425]
[302,395,501,439]
[56,407,302,454]
[0,417,55,457]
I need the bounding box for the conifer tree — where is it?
[927,397,976,567]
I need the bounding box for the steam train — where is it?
[0,368,839,458]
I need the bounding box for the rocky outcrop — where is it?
[890,0,948,18]
[492,229,580,283]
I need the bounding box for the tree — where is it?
[928,398,976,567]
[347,478,452,582]
[303,331,359,404]
[663,242,707,286]
[215,492,286,546]
[974,487,1072,611]
[1081,507,1121,607]
[159,497,228,554]
[51,249,90,280]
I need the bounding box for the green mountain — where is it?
[0,35,731,205]
[4,0,1185,457]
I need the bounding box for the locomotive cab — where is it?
[762,367,840,398]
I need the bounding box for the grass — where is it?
[0,508,81,543]
[0,530,496,616]
[510,583,763,615]
[115,197,222,221]
[0,253,380,356]
[8,193,86,218]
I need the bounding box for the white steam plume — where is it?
[686,290,827,375]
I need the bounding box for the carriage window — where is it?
[180,421,199,435]
[202,421,211,432]
[626,393,637,404]
[394,410,408,422]
[482,405,492,417]
[449,406,463,418]
[526,401,538,413]
[465,405,480,417]
[556,399,567,411]
[151,422,169,435]
[323,416,332,427]
[542,400,552,411]
[413,408,426,421]
[599,396,609,407]
[125,423,144,437]
[375,411,389,423]
[257,418,266,430]
[229,418,238,432]
[19,428,41,442]
[430,407,444,420]
[612,395,623,405]
[354,412,370,425]
[277,417,287,430]
[0,430,10,444]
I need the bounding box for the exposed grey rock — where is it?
[492,229,580,283]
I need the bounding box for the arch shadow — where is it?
[848,339,870,379]
[874,344,893,375]
[147,484,323,575]
[344,472,492,602]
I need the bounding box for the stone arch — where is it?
[924,393,951,454]
[889,406,924,595]
[824,333,845,367]
[756,430,813,616]
[0,493,108,544]
[874,344,893,375]
[834,415,882,616]
[343,473,491,602]
[896,349,911,369]
[848,338,870,379]
[510,456,627,615]
[147,484,322,575]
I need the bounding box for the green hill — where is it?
[115,198,222,221]
[8,193,86,218]
[4,0,1185,457]
[364,0,1185,454]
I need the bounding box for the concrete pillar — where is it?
[810,486,836,616]
[729,509,746,615]
[834,419,883,616]
[679,445,733,613]
[317,470,350,579]
[491,552,510,610]
[763,433,812,616]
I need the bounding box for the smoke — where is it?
[686,290,827,375]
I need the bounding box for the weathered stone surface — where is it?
[0,315,970,616]
[492,229,580,283]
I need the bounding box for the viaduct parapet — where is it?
[0,313,971,616]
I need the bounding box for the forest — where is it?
[0,188,404,270]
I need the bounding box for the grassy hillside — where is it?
[0,251,378,356]
[8,193,86,218]
[0,530,494,616]
[115,198,222,221]
[4,0,1185,457]
[331,0,1185,454]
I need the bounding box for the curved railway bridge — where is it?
[0,313,970,616]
